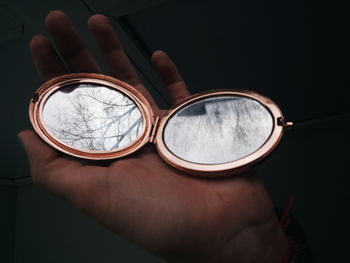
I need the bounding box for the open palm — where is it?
[19,11,287,263]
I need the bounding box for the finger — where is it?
[45,10,101,73]
[17,130,83,201]
[88,14,159,110]
[88,14,140,86]
[30,35,67,81]
[151,50,190,106]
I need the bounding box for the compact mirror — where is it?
[30,73,292,177]
[30,74,153,160]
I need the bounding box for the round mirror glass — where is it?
[42,83,144,152]
[163,95,274,164]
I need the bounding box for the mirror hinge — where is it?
[149,116,160,144]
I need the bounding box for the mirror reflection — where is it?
[163,96,273,164]
[42,83,143,152]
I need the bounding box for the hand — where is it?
[18,11,287,263]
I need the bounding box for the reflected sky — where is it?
[42,83,143,151]
[163,96,273,164]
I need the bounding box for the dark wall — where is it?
[0,182,16,263]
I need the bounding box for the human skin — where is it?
[18,10,288,263]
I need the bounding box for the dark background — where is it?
[0,0,349,262]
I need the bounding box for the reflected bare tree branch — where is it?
[43,84,143,151]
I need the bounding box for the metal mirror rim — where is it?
[29,73,154,160]
[155,90,285,177]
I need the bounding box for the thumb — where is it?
[17,130,59,173]
[17,130,83,201]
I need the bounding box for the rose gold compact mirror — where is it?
[29,73,293,177]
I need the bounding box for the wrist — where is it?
[213,214,288,263]
[167,213,288,263]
